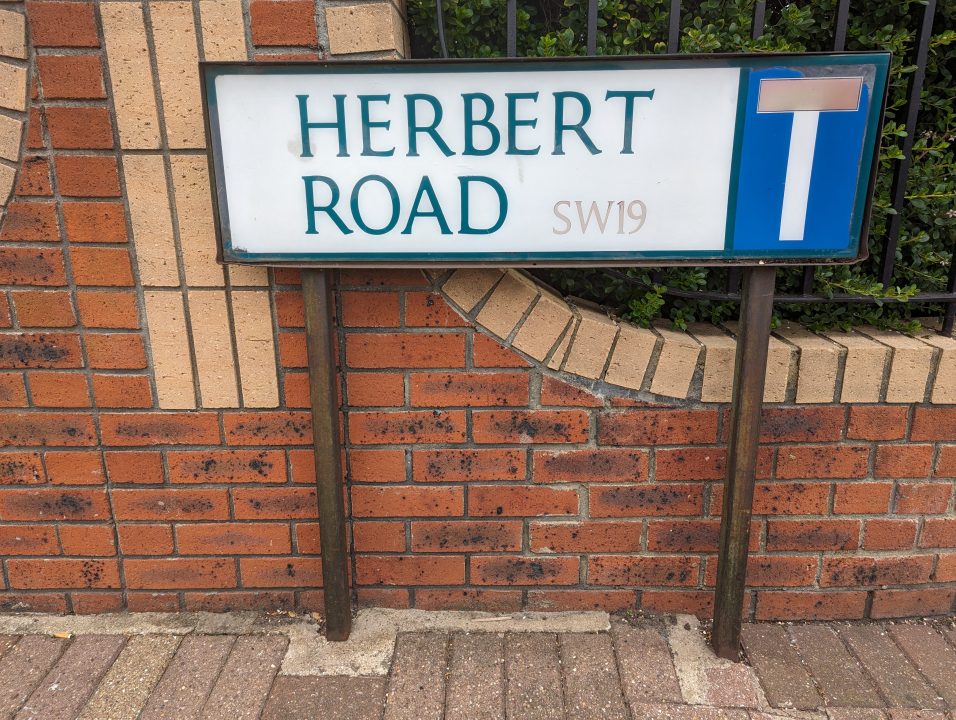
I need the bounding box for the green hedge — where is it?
[408,0,955,330]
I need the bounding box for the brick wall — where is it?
[0,1,953,620]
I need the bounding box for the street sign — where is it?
[201,53,889,267]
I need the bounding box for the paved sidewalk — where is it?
[0,609,953,719]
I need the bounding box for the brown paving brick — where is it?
[139,635,235,720]
[505,633,564,720]
[0,636,66,719]
[202,635,289,720]
[703,663,763,709]
[887,624,956,708]
[15,635,125,720]
[0,637,17,660]
[825,710,888,720]
[788,624,883,707]
[885,712,948,719]
[631,706,748,719]
[838,625,945,710]
[560,633,629,720]
[611,620,682,706]
[384,632,448,720]
[262,676,386,720]
[741,624,823,710]
[445,633,505,720]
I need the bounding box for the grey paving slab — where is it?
[202,635,289,720]
[741,624,823,710]
[505,633,565,720]
[78,634,181,720]
[0,637,17,660]
[445,633,505,720]
[384,632,449,720]
[15,635,126,720]
[839,625,945,711]
[139,634,236,720]
[888,624,956,708]
[0,636,66,720]
[612,620,683,706]
[789,624,883,708]
[560,632,629,720]
[262,676,386,720]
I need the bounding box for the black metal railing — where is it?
[432,0,954,335]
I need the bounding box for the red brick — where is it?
[833,482,892,514]
[533,448,646,483]
[75,290,139,329]
[752,482,830,515]
[0,525,58,555]
[821,555,933,587]
[37,54,104,98]
[338,269,427,287]
[184,591,295,613]
[71,247,133,286]
[86,334,147,369]
[58,524,116,556]
[168,450,286,484]
[355,588,409,608]
[0,295,9,328]
[125,558,236,589]
[527,590,635,612]
[911,407,956,441]
[177,523,292,555]
[274,291,303,327]
[776,445,869,479]
[92,374,152,408]
[647,520,723,552]
[293,522,321,553]
[346,333,466,369]
[356,555,464,585]
[112,489,230,521]
[72,593,124,614]
[874,444,934,478]
[410,371,529,407]
[15,156,52,196]
[340,291,400,327]
[472,334,530,368]
[240,557,322,588]
[347,373,404,407]
[250,0,318,46]
[101,412,220,446]
[278,332,307,367]
[598,410,719,446]
[0,488,108,520]
[12,291,76,327]
[0,202,59,242]
[27,1,98,47]
[766,519,859,551]
[0,451,44,484]
[126,592,178,612]
[352,521,406,552]
[895,483,951,514]
[473,410,589,444]
[755,591,866,620]
[870,588,956,618]
[7,559,120,589]
[348,448,406,482]
[589,556,699,586]
[46,107,113,149]
[862,519,917,550]
[530,521,642,553]
[539,376,603,408]
[920,518,956,548]
[62,202,127,243]
[590,484,702,518]
[0,592,68,613]
[232,487,318,520]
[26,108,44,150]
[404,292,467,328]
[641,590,719,619]
[273,268,302,284]
[0,374,27,407]
[469,485,578,517]
[415,589,521,612]
[44,450,104,485]
[0,332,83,369]
[223,411,312,445]
[54,156,120,197]
[413,449,525,482]
[411,521,522,552]
[0,412,96,446]
[282,371,310,408]
[471,556,578,586]
[703,555,817,587]
[29,371,90,407]
[847,405,908,440]
[105,451,164,484]
[757,406,845,442]
[937,445,956,477]
[349,410,466,445]
[352,486,462,518]
[936,554,956,582]
[117,524,173,555]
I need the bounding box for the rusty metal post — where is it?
[301,268,352,641]
[712,265,776,660]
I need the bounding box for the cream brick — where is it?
[822,329,889,403]
[442,268,503,312]
[0,113,21,161]
[915,330,956,404]
[858,326,933,403]
[326,3,406,55]
[170,154,225,286]
[724,320,795,403]
[562,305,618,380]
[199,0,247,61]
[547,317,577,371]
[144,291,195,409]
[774,322,839,404]
[188,289,239,407]
[0,9,26,60]
[604,324,656,391]
[476,272,539,339]
[649,323,701,399]
[231,290,279,408]
[689,323,735,403]
[101,3,161,150]
[512,290,573,362]
[0,61,26,111]
[151,1,204,149]
[0,162,13,204]
[124,154,179,287]
[228,265,269,287]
